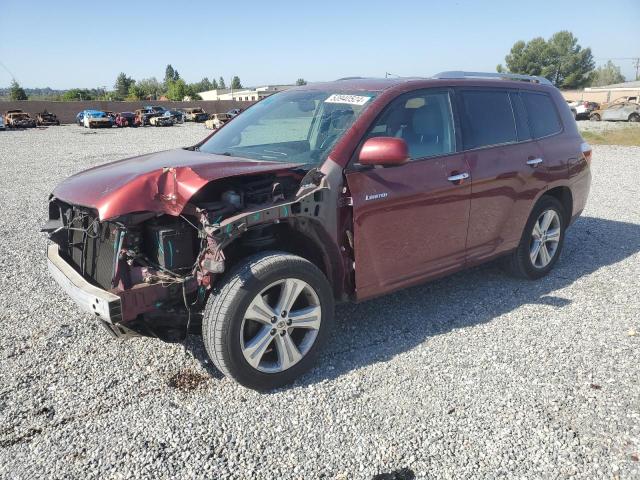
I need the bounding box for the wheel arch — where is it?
[220,219,346,300]
[545,186,573,224]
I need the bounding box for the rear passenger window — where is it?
[521,92,562,138]
[460,90,517,149]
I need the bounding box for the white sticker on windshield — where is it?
[324,94,371,106]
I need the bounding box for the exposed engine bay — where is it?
[44,168,330,339]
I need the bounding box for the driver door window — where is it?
[364,91,456,160]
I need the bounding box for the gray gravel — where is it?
[577,119,640,134]
[1,124,639,479]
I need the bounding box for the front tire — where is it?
[629,113,640,123]
[202,251,334,390]
[505,196,566,280]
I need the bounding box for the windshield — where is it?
[87,112,106,118]
[200,89,376,165]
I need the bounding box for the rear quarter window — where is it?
[521,92,562,138]
[459,90,517,150]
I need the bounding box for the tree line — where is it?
[4,65,257,101]
[497,31,627,88]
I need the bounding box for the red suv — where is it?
[44,72,591,390]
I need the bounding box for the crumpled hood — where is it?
[52,148,301,220]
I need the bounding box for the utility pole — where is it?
[634,58,640,81]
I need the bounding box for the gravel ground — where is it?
[577,119,640,134]
[1,124,639,479]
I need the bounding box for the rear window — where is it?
[521,92,562,138]
[459,90,517,149]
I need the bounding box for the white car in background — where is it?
[567,100,599,120]
[83,111,112,128]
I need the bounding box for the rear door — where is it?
[457,88,548,263]
[345,89,471,301]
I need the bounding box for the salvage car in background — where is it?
[590,100,640,122]
[0,116,5,130]
[164,109,185,123]
[146,105,168,115]
[83,111,112,128]
[115,112,137,127]
[204,112,233,130]
[183,107,208,122]
[36,110,60,126]
[135,107,163,126]
[44,73,592,390]
[76,110,102,126]
[567,100,599,120]
[149,115,173,127]
[4,110,37,128]
[104,111,117,126]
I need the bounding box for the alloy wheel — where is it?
[240,278,322,373]
[529,209,561,268]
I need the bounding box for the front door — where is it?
[345,89,471,301]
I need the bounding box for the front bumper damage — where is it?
[46,244,130,337]
[45,160,333,340]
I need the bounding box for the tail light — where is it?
[581,141,592,164]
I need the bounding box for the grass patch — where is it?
[581,127,640,146]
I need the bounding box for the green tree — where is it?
[166,79,186,100]
[164,64,177,85]
[211,78,219,89]
[186,87,202,100]
[165,79,202,101]
[499,31,594,89]
[296,78,307,86]
[61,88,94,101]
[218,76,226,89]
[191,77,213,93]
[114,72,135,98]
[9,80,28,100]
[127,84,145,100]
[136,77,163,99]
[590,60,626,87]
[230,76,242,89]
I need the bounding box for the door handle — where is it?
[526,157,544,166]
[447,172,470,182]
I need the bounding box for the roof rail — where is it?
[433,71,552,85]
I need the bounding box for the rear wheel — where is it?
[590,113,601,122]
[505,196,566,279]
[202,252,334,390]
[629,113,640,123]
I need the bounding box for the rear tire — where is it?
[202,251,334,390]
[590,113,601,122]
[504,196,566,280]
[629,113,640,123]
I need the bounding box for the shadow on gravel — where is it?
[185,216,640,388]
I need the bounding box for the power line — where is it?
[0,60,17,82]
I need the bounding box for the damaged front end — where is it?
[43,166,329,340]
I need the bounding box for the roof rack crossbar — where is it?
[433,71,552,86]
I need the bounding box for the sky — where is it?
[0,0,638,89]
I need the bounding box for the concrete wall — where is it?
[0,100,254,124]
[561,89,640,104]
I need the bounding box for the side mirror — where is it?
[358,137,409,167]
